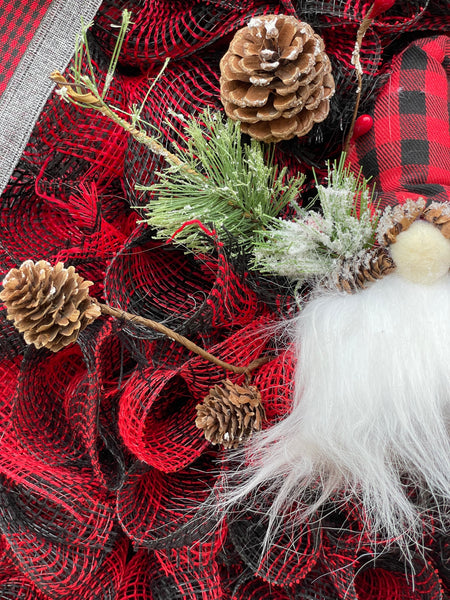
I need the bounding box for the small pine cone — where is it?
[376,198,426,246]
[423,201,450,239]
[220,15,335,143]
[0,260,101,352]
[195,379,265,449]
[331,247,396,293]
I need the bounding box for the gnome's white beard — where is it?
[224,273,450,552]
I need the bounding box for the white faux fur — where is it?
[221,273,450,556]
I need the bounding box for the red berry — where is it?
[370,0,396,18]
[353,114,373,139]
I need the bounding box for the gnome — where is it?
[222,36,450,553]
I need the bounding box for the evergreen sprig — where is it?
[253,153,379,280]
[136,110,305,253]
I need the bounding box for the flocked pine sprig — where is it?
[253,154,379,281]
[136,109,306,254]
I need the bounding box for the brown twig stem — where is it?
[97,302,271,375]
[343,4,375,154]
[49,71,199,176]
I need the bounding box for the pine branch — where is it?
[137,110,305,254]
[50,12,305,257]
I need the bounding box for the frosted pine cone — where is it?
[0,260,101,352]
[330,247,396,293]
[220,14,335,142]
[195,379,265,449]
[376,198,426,246]
[423,202,450,239]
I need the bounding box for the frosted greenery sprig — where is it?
[136,110,306,254]
[253,154,379,281]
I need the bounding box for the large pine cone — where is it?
[220,14,335,143]
[195,379,265,449]
[0,260,101,352]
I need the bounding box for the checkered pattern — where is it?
[349,36,450,210]
[0,0,51,98]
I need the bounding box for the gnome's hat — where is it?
[348,35,450,212]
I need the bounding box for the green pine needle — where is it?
[136,110,305,254]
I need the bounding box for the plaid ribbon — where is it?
[349,35,450,210]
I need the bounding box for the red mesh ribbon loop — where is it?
[119,365,209,471]
[0,458,116,598]
[117,453,218,548]
[355,558,444,600]
[13,345,88,465]
[251,348,295,426]
[105,225,261,338]
[118,549,223,600]
[93,0,278,68]
[228,510,321,588]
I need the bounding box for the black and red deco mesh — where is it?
[0,1,448,599]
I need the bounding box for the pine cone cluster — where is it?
[195,379,265,449]
[0,260,101,352]
[331,247,396,293]
[376,198,426,246]
[220,14,334,143]
[423,201,450,239]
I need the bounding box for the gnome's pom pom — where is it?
[390,220,450,284]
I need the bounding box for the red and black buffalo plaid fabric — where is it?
[0,1,448,599]
[0,0,50,98]
[348,35,450,211]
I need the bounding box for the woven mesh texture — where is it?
[0,452,117,597]
[118,550,224,600]
[105,226,263,339]
[228,510,321,586]
[118,315,274,472]
[0,1,448,598]
[117,452,219,548]
[92,0,281,67]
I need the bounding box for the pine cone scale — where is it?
[331,247,396,293]
[244,86,271,106]
[423,202,450,239]
[377,199,426,246]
